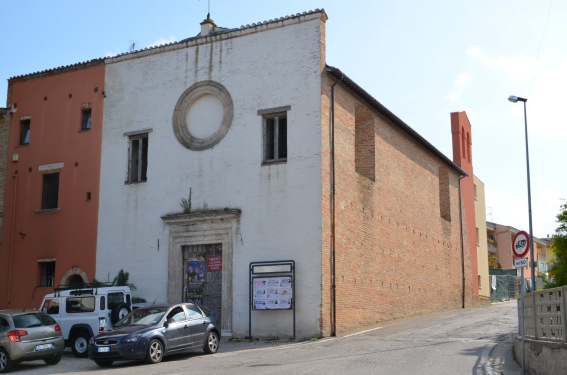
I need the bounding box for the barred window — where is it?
[39,261,55,287]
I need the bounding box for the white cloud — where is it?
[104,49,122,58]
[466,46,537,84]
[447,72,473,101]
[466,45,481,58]
[147,36,176,48]
[485,185,564,238]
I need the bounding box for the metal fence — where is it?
[490,274,521,302]
[520,286,567,343]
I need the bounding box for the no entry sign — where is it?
[512,231,530,258]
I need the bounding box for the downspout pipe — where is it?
[458,174,466,308]
[329,73,343,336]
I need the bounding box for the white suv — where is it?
[39,285,132,357]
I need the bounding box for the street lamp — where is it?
[509,95,538,373]
[508,95,536,290]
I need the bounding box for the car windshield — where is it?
[114,307,168,327]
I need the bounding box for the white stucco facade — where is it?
[97,12,326,338]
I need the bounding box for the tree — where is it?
[113,269,137,291]
[488,253,500,269]
[91,269,137,290]
[545,203,567,288]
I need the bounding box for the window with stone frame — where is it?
[259,106,289,164]
[127,133,148,183]
[39,260,55,287]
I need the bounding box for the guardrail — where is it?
[520,286,567,342]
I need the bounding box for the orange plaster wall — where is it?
[0,63,105,309]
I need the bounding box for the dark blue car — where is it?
[88,303,220,367]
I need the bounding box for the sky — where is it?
[1,0,565,238]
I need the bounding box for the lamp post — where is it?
[508,95,537,374]
[508,95,536,288]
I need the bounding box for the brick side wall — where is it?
[321,73,473,336]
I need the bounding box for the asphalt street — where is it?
[7,301,522,375]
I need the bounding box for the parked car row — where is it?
[0,287,220,373]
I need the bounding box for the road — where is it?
[11,301,519,375]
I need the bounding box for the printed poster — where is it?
[253,277,293,310]
[185,260,205,304]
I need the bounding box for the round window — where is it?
[172,81,234,150]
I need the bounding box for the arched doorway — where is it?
[67,274,85,288]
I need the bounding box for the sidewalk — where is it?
[219,337,309,354]
[489,333,522,375]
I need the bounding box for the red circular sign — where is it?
[512,231,530,258]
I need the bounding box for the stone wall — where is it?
[514,336,567,375]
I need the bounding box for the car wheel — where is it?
[0,348,14,373]
[204,331,219,354]
[44,353,62,365]
[71,331,91,357]
[111,303,131,324]
[95,360,114,367]
[144,339,164,364]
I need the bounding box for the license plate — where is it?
[35,343,54,351]
[98,346,110,353]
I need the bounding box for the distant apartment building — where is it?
[474,176,489,299]
[487,223,551,288]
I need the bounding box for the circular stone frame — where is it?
[172,80,234,150]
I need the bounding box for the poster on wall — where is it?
[185,260,205,304]
[252,276,293,310]
[207,255,222,271]
[187,260,205,283]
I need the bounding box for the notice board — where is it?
[252,276,293,310]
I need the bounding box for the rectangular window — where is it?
[107,292,125,311]
[39,261,55,287]
[478,275,482,289]
[263,113,287,163]
[81,108,92,131]
[128,134,148,183]
[476,227,480,245]
[41,173,59,209]
[20,119,31,145]
[66,296,95,313]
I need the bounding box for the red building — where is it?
[451,111,481,300]
[0,60,105,309]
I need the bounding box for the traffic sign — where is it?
[512,231,530,258]
[514,258,528,268]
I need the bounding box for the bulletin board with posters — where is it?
[252,276,293,310]
[248,260,295,339]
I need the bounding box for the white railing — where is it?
[520,286,567,342]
